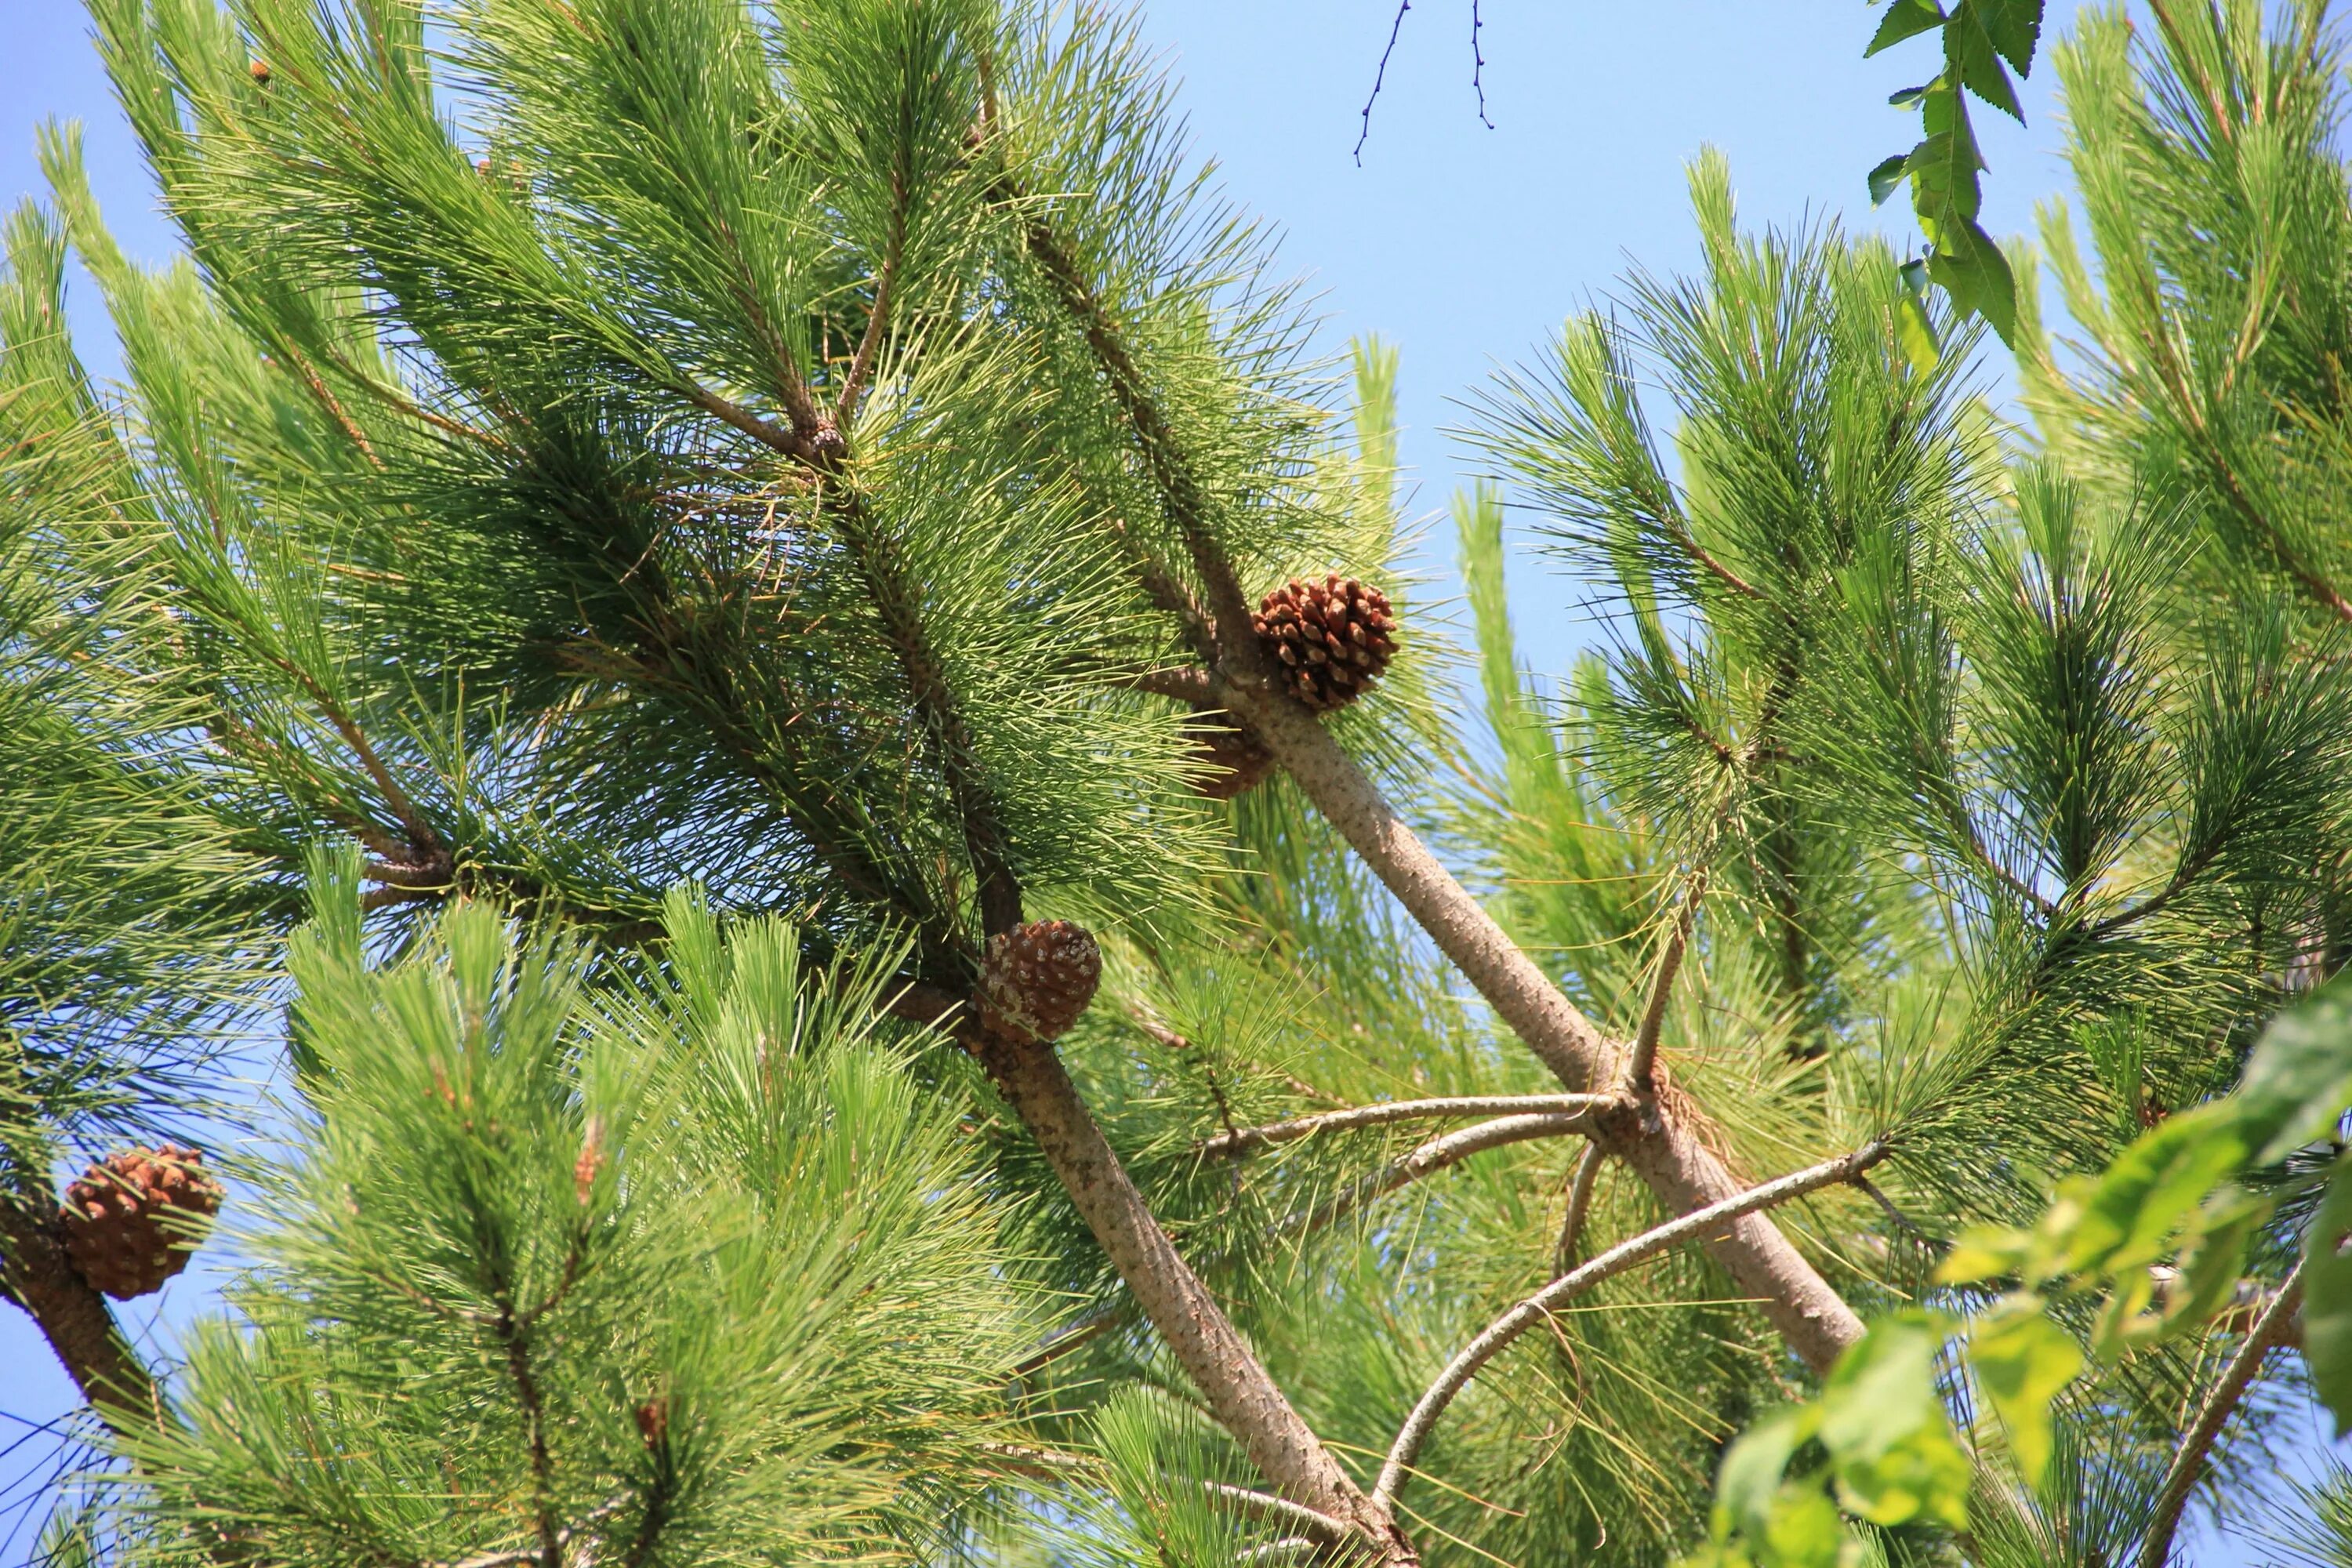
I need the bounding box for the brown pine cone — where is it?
[1252,575,1397,712]
[59,1145,223,1301]
[249,60,271,84]
[979,920,1102,1044]
[1182,710,1273,801]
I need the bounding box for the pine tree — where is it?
[4,0,2351,1565]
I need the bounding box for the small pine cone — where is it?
[979,920,1102,1044]
[249,59,271,84]
[59,1145,223,1301]
[1251,575,1397,713]
[1183,710,1273,801]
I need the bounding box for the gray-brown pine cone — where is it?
[980,920,1102,1044]
[1252,575,1397,712]
[60,1144,223,1301]
[1183,710,1274,801]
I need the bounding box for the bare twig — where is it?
[836,167,908,424]
[1553,1142,1605,1276]
[1356,0,1413,165]
[2138,1261,2306,1568]
[1292,1112,1597,1240]
[1372,1142,1889,1511]
[976,1442,1356,1546]
[1470,0,1494,129]
[1196,1094,1612,1160]
[1624,872,1704,1091]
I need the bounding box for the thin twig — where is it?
[1624,871,1704,1091]
[975,1443,1356,1545]
[2137,1261,2306,1568]
[1470,0,1494,129]
[1356,0,1413,164]
[1290,1112,1597,1240]
[1197,1095,1612,1160]
[1372,1142,1889,1511]
[1553,1142,1605,1276]
[836,167,908,424]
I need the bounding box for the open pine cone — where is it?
[1182,709,1274,801]
[1252,575,1397,712]
[60,1145,223,1301]
[980,920,1102,1044]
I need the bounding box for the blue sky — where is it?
[0,2,2328,1562]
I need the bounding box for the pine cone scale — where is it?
[980,920,1102,1044]
[1251,575,1396,712]
[60,1144,223,1301]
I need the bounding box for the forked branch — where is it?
[1372,1142,1889,1511]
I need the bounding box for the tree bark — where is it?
[1217,679,1865,1371]
[0,1187,162,1435]
[973,1031,1413,1563]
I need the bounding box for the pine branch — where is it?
[1553,1142,1605,1276]
[1287,1112,1597,1241]
[2137,1261,2305,1568]
[1011,187,1867,1371]
[0,1187,162,1439]
[1624,871,1703,1091]
[970,1029,1411,1559]
[1195,1095,1611,1160]
[1370,1142,1889,1513]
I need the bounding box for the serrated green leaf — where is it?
[1947,7,2025,122]
[1969,1301,2082,1490]
[2304,1159,2352,1436]
[1867,0,1949,57]
[1896,292,1940,370]
[1973,0,2044,75]
[1814,1317,1968,1529]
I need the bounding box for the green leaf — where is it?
[1889,83,1933,108]
[1867,0,1949,57]
[1947,7,2025,122]
[2238,978,2352,1163]
[1896,292,1941,371]
[1869,151,1917,207]
[1936,1225,2028,1285]
[1969,1301,2082,1490]
[2062,1102,2249,1276]
[1974,0,2044,75]
[1719,1405,1822,1544]
[1762,1486,1846,1568]
[1818,1316,1971,1530]
[2304,1158,2352,1435]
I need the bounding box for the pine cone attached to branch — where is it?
[1182,710,1274,800]
[1252,575,1396,712]
[60,1145,224,1301]
[980,920,1102,1044]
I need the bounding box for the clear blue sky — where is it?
[0,2,2325,1563]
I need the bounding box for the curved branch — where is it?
[1290,1112,1596,1240]
[1196,1094,1613,1160]
[1372,1142,1889,1511]
[1553,1142,1606,1276]
[2137,1261,2306,1568]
